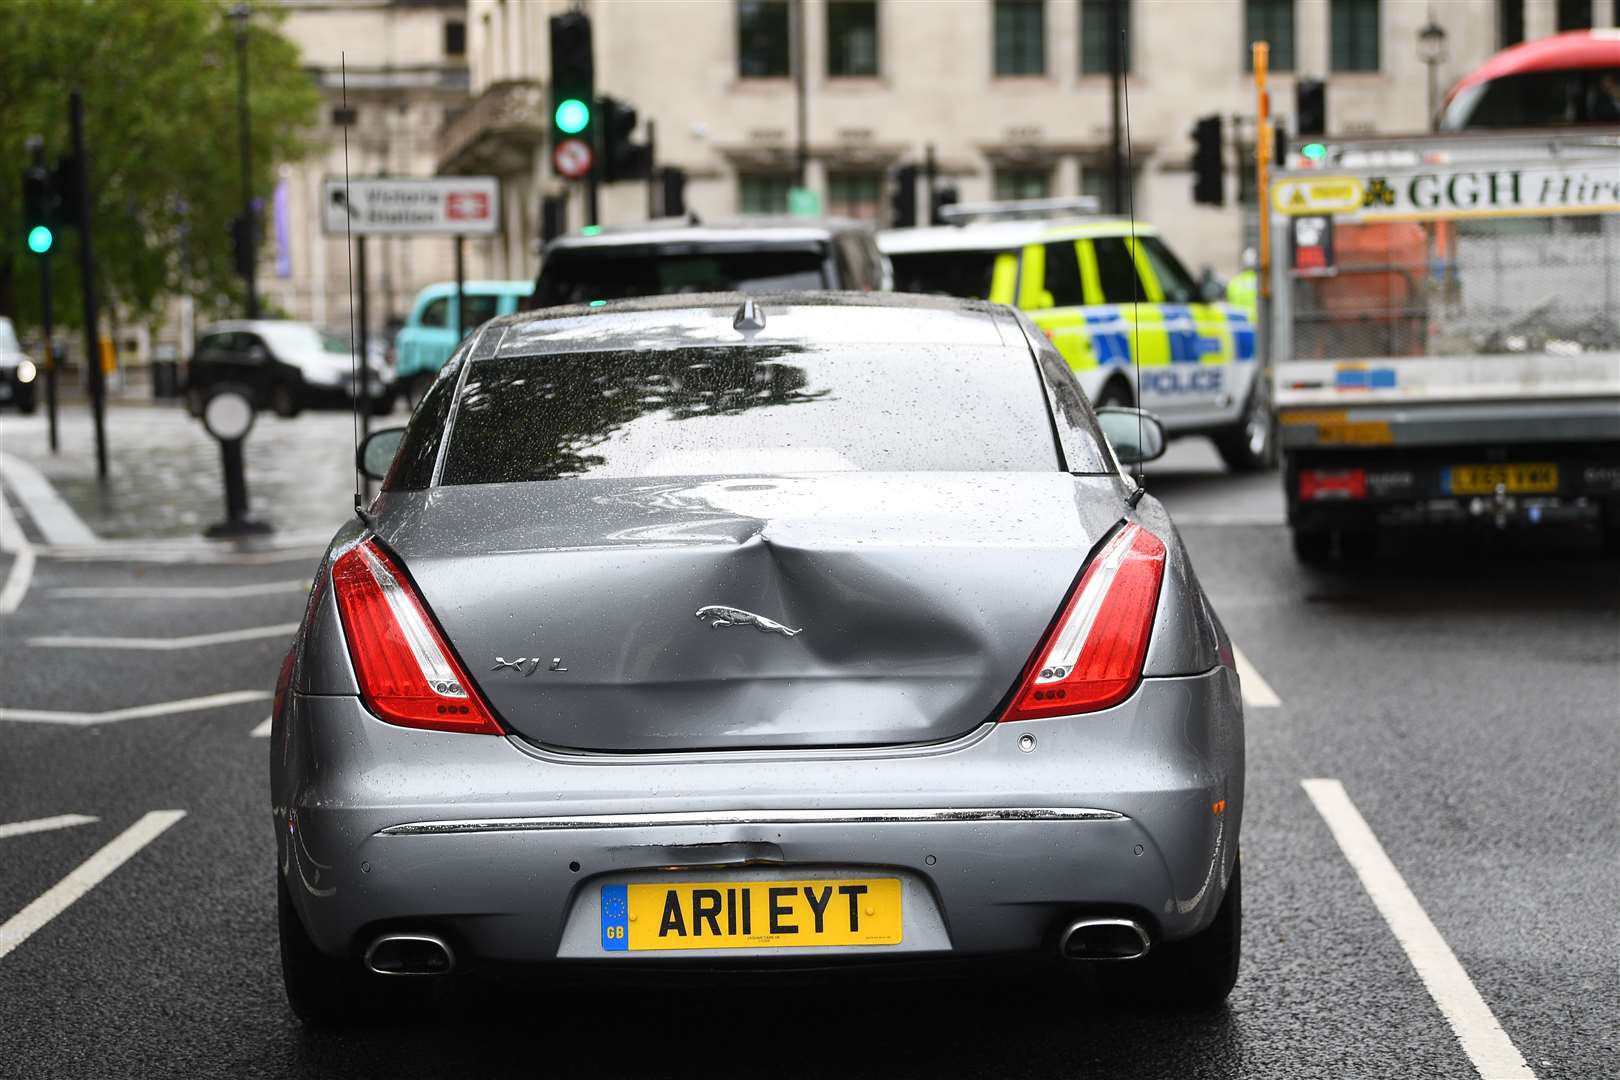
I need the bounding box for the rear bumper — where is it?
[1283,442,1620,533]
[273,667,1243,968]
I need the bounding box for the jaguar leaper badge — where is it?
[695,605,802,637]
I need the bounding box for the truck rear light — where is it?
[1000,523,1166,722]
[1300,468,1367,500]
[330,539,503,735]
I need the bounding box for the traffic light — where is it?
[1191,115,1223,207]
[541,194,568,244]
[658,166,687,217]
[929,184,958,225]
[889,164,918,228]
[600,96,652,182]
[1296,79,1326,137]
[24,167,53,254]
[550,12,595,158]
[230,211,257,278]
[22,140,57,255]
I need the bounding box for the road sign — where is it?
[553,138,594,180]
[320,176,499,236]
[1272,176,1365,216]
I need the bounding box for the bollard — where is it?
[200,384,273,538]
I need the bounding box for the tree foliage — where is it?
[0,0,320,333]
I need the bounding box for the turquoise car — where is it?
[394,280,532,403]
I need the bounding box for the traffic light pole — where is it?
[70,90,107,482]
[37,252,58,453]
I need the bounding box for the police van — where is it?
[881,204,1272,470]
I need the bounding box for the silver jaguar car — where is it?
[271,292,1245,1024]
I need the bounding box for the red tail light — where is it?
[1000,523,1166,722]
[1300,468,1366,500]
[330,539,503,735]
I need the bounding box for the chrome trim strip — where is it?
[378,806,1124,837]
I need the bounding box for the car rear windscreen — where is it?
[436,345,1079,485]
[889,250,1006,299]
[534,249,828,307]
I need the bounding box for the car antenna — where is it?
[1122,42,1147,510]
[340,54,375,531]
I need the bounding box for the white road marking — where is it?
[0,814,98,840]
[0,543,35,615]
[49,580,309,600]
[1233,645,1281,708]
[0,482,36,614]
[0,451,98,546]
[0,810,185,962]
[28,622,299,650]
[1302,779,1535,1080]
[0,689,272,727]
[42,545,328,566]
[250,715,273,738]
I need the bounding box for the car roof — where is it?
[484,291,1025,357]
[544,217,873,255]
[878,218,1158,254]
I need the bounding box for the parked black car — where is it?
[186,321,393,418]
[0,317,39,414]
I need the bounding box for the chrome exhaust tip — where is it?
[364,933,455,976]
[1058,917,1151,961]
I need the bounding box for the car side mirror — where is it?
[1200,278,1226,303]
[358,426,406,482]
[1095,406,1166,466]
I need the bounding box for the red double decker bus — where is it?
[1440,29,1620,130]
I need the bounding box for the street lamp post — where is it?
[229,2,258,319]
[1417,12,1448,131]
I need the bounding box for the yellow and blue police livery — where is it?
[881,218,1273,471]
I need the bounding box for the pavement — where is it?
[0,413,1616,1079]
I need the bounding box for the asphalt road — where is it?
[1,437,1615,1080]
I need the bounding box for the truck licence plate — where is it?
[1444,463,1558,495]
[600,878,902,952]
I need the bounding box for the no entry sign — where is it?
[553,138,594,180]
[321,177,500,236]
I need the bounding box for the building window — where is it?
[994,168,1051,201]
[1330,0,1380,72]
[994,0,1045,77]
[827,171,882,220]
[738,0,791,78]
[1497,0,1523,46]
[1244,0,1294,71]
[1080,0,1130,75]
[828,1,879,77]
[444,19,466,57]
[739,172,795,214]
[1555,0,1591,30]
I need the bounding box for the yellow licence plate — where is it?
[1445,463,1559,495]
[599,878,902,952]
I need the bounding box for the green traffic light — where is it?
[1302,142,1327,162]
[555,98,591,135]
[27,225,53,254]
